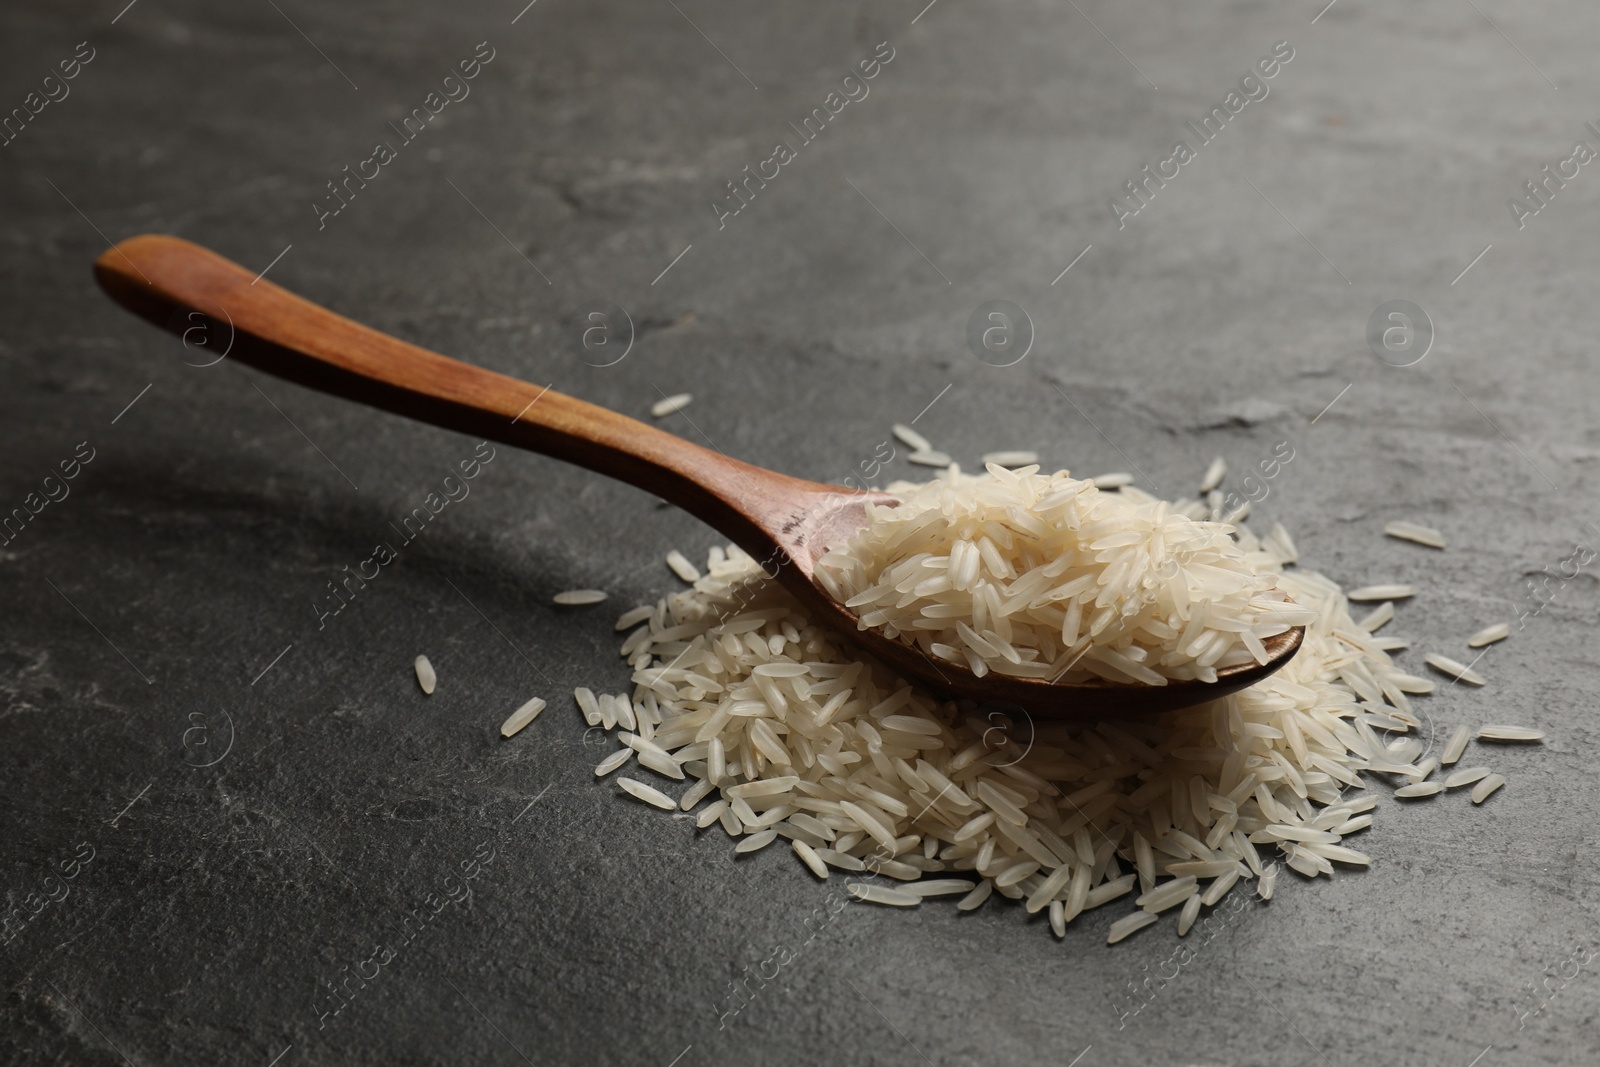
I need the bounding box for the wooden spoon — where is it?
[93,234,1301,718]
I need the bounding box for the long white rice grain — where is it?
[1468,623,1509,648]
[1136,877,1197,913]
[982,451,1039,468]
[1394,782,1443,798]
[414,655,436,695]
[1444,767,1490,789]
[847,883,921,907]
[957,879,994,911]
[893,423,932,453]
[1476,725,1543,742]
[614,605,654,631]
[1085,875,1137,909]
[1347,585,1417,602]
[1357,602,1395,633]
[595,751,630,777]
[665,550,701,583]
[1107,911,1159,943]
[816,849,866,872]
[679,777,715,810]
[793,839,829,879]
[695,800,728,828]
[1200,869,1239,907]
[905,879,978,897]
[1332,815,1371,835]
[1384,521,1445,549]
[735,829,778,853]
[1200,457,1226,493]
[1312,844,1371,865]
[1424,653,1486,685]
[1471,774,1506,804]
[907,450,953,468]
[1092,472,1134,489]
[639,750,686,780]
[553,589,607,605]
[1177,893,1202,935]
[500,697,546,738]
[1257,864,1278,901]
[618,777,677,810]
[651,393,692,417]
[1441,725,1471,766]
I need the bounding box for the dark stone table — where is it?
[3,1,1597,1064]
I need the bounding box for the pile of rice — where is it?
[570,464,1511,942]
[814,465,1312,684]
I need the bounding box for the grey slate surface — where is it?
[3,1,1599,1064]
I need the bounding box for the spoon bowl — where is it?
[94,234,1302,718]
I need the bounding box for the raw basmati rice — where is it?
[1477,725,1544,741]
[793,839,829,879]
[893,423,932,453]
[695,800,728,828]
[908,450,953,468]
[414,655,437,695]
[618,777,676,810]
[816,465,1307,685]
[1444,766,1490,789]
[593,748,632,776]
[500,696,546,738]
[848,884,921,906]
[615,605,655,631]
[1092,472,1134,489]
[1468,623,1509,648]
[1357,602,1395,633]
[905,879,977,897]
[578,457,1546,944]
[1471,774,1506,804]
[982,450,1039,468]
[1394,782,1443,798]
[666,550,701,583]
[554,589,608,605]
[1347,585,1417,601]
[1177,892,1202,935]
[1384,521,1445,549]
[1425,653,1486,686]
[1107,911,1158,943]
[1200,457,1226,493]
[651,393,692,417]
[735,829,778,853]
[1441,725,1471,766]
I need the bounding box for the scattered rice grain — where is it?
[414,655,436,695]
[500,697,546,738]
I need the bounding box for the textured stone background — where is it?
[2,1,1598,1064]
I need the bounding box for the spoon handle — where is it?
[94,234,779,532]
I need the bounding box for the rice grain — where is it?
[414,655,436,695]
[1468,623,1509,648]
[1425,653,1486,686]
[500,697,546,738]
[554,589,608,606]
[1477,725,1543,742]
[848,884,921,907]
[651,393,692,417]
[618,777,677,810]
[1471,774,1506,804]
[893,423,932,453]
[1384,521,1445,549]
